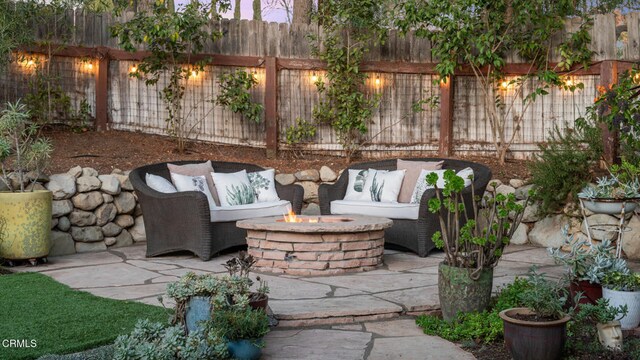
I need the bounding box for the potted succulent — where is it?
[165,272,252,333]
[224,251,270,311]
[0,100,53,264]
[208,307,270,360]
[499,270,572,360]
[574,298,627,352]
[601,271,640,330]
[577,159,640,215]
[549,229,629,305]
[427,170,529,320]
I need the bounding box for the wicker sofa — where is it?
[319,158,492,257]
[129,161,304,260]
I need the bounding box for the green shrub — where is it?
[529,119,602,214]
[416,277,530,343]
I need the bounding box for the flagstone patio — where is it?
[14,243,581,359]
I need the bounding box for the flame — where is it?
[283,209,299,223]
[309,218,319,223]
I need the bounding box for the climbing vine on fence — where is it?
[216,70,264,123]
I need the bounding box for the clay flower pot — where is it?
[500,307,570,360]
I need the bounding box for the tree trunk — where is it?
[234,0,241,19]
[292,0,312,24]
[253,0,262,20]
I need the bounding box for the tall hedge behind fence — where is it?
[1,11,639,158]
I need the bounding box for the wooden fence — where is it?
[1,11,639,159]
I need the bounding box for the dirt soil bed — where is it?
[47,129,531,182]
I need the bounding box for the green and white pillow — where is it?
[170,173,217,209]
[343,169,370,201]
[457,167,475,187]
[248,169,280,203]
[361,169,406,203]
[410,169,447,204]
[211,170,256,207]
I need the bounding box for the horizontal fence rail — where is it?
[1,12,639,159]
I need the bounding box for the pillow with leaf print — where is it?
[410,169,447,204]
[170,173,217,210]
[248,169,280,202]
[343,169,370,201]
[211,170,256,207]
[360,169,406,203]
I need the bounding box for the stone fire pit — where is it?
[236,215,393,276]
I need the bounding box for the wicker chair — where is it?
[129,161,304,260]
[319,158,492,257]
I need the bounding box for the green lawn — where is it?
[0,272,169,360]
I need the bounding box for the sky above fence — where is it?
[176,0,294,22]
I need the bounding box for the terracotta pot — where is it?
[570,280,602,306]
[438,262,493,321]
[500,308,570,360]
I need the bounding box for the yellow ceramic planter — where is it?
[0,190,52,260]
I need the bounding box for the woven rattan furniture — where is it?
[319,158,492,257]
[130,161,304,260]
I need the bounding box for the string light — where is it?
[634,72,640,84]
[500,80,509,90]
[190,70,198,78]
[375,75,381,86]
[311,72,318,82]
[129,65,138,74]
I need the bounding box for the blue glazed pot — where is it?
[227,339,263,360]
[185,296,211,333]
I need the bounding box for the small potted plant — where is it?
[224,251,270,310]
[549,228,629,305]
[499,269,572,360]
[165,272,252,333]
[427,171,529,320]
[574,298,627,352]
[0,100,53,264]
[208,307,270,360]
[601,271,640,330]
[577,159,640,214]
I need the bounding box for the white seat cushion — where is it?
[210,200,291,222]
[331,200,419,220]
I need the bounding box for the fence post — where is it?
[438,76,454,157]
[599,60,619,165]
[95,56,109,131]
[265,56,278,159]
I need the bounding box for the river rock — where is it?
[49,231,75,256]
[102,222,123,237]
[295,169,320,182]
[521,201,542,223]
[113,230,134,248]
[52,200,73,218]
[67,166,83,178]
[57,216,71,231]
[114,215,134,228]
[320,166,338,182]
[69,210,97,227]
[528,215,568,248]
[276,173,296,186]
[98,175,121,195]
[72,191,104,211]
[102,194,114,203]
[26,183,46,191]
[510,223,529,245]
[95,203,117,226]
[82,167,98,177]
[114,192,136,214]
[582,214,620,241]
[298,181,319,202]
[75,242,107,253]
[51,218,58,229]
[104,237,117,246]
[76,175,101,193]
[622,216,640,260]
[113,174,133,191]
[509,179,525,188]
[70,226,104,242]
[134,204,143,217]
[486,179,503,192]
[46,174,76,200]
[496,184,516,196]
[129,216,146,242]
[515,184,536,200]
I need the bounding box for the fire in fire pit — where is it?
[280,210,353,223]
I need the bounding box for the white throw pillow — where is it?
[170,173,216,209]
[343,169,370,201]
[410,169,447,204]
[145,173,177,194]
[457,167,475,187]
[361,169,406,203]
[248,169,280,203]
[211,170,256,207]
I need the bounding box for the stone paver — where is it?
[16,244,594,359]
